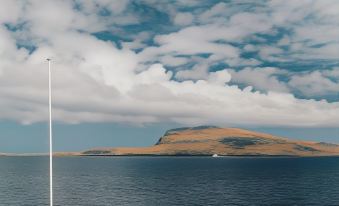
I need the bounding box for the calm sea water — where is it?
[0,156,339,206]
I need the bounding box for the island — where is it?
[81,126,339,157]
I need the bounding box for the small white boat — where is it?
[212,154,219,157]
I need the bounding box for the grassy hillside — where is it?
[82,126,339,156]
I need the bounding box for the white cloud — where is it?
[289,69,339,97]
[277,35,291,46]
[243,44,257,52]
[323,67,339,79]
[207,70,231,85]
[268,0,339,61]
[258,46,285,61]
[75,0,137,25]
[136,64,173,84]
[159,55,188,67]
[229,12,272,34]
[0,0,339,128]
[152,25,240,57]
[175,62,209,80]
[229,67,339,99]
[226,58,262,67]
[0,0,22,24]
[199,2,228,22]
[229,67,289,93]
[173,12,194,26]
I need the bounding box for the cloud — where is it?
[152,25,240,57]
[230,67,339,100]
[288,69,339,97]
[0,0,339,128]
[173,12,194,26]
[243,44,257,52]
[175,62,209,80]
[199,2,228,23]
[0,0,22,24]
[229,67,289,93]
[136,64,173,84]
[258,46,285,62]
[158,55,189,67]
[226,58,262,67]
[267,0,339,61]
[207,70,231,85]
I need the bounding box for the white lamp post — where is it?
[47,58,53,206]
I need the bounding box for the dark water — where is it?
[0,156,339,206]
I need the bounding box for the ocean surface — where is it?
[0,156,339,206]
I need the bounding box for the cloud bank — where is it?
[0,0,338,127]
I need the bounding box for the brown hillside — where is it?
[82,126,339,156]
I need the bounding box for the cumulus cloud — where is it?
[229,67,289,93]
[0,0,22,24]
[207,70,231,85]
[199,2,228,23]
[0,0,339,128]
[289,69,339,97]
[173,12,194,26]
[230,67,339,100]
[175,62,209,80]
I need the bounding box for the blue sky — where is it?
[0,0,338,153]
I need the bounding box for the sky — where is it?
[0,0,338,153]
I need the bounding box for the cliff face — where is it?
[82,126,339,156]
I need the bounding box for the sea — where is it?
[0,156,339,206]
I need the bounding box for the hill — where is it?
[82,126,339,156]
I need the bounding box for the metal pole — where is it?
[47,58,53,206]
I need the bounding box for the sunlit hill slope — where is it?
[82,126,339,156]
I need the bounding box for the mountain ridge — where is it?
[82,126,339,156]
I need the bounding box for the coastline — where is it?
[2,153,339,158]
